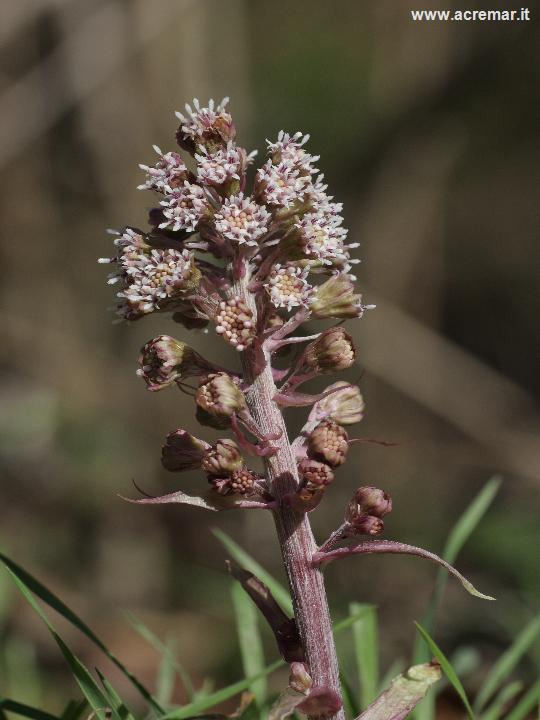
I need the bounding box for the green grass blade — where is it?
[415,623,475,720]
[0,700,60,720]
[231,582,267,707]
[96,670,133,720]
[155,638,178,707]
[350,603,379,708]
[125,612,195,701]
[212,529,293,615]
[160,604,373,719]
[474,615,540,711]
[414,477,501,666]
[0,554,163,715]
[60,700,88,720]
[3,566,119,720]
[504,679,540,720]
[162,659,284,719]
[480,681,523,720]
[340,670,360,719]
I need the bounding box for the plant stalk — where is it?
[232,268,345,720]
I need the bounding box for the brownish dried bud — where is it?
[161,429,208,472]
[304,327,355,374]
[138,335,213,391]
[308,419,349,467]
[195,373,246,417]
[215,297,256,351]
[348,514,385,536]
[202,438,243,476]
[298,458,334,491]
[313,381,365,425]
[346,486,392,521]
[309,274,366,319]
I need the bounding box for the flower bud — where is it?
[202,438,243,475]
[298,458,334,491]
[310,275,365,319]
[161,429,208,472]
[196,405,232,430]
[289,662,312,694]
[138,335,212,391]
[308,420,349,467]
[304,328,355,373]
[215,298,256,351]
[313,381,364,425]
[195,373,246,417]
[229,468,259,495]
[347,514,385,536]
[346,486,392,521]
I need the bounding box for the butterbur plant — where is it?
[98,98,494,719]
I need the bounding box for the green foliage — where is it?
[212,529,293,615]
[474,614,540,712]
[231,581,267,707]
[350,602,379,708]
[415,622,475,719]
[2,498,539,720]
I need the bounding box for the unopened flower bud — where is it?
[314,381,364,425]
[310,275,366,319]
[202,438,243,475]
[304,327,355,373]
[138,335,213,391]
[229,468,259,495]
[348,514,385,536]
[308,420,349,467]
[195,373,246,417]
[196,405,232,430]
[298,458,334,491]
[346,486,392,521]
[161,429,208,472]
[215,297,256,351]
[289,662,312,694]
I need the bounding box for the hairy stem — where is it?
[232,268,345,720]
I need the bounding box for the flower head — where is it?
[255,160,311,208]
[195,373,246,417]
[310,274,366,319]
[98,229,200,320]
[195,143,255,187]
[202,438,244,476]
[215,297,256,351]
[137,335,214,391]
[214,193,270,246]
[265,264,312,311]
[308,419,349,467]
[298,458,334,491]
[312,381,365,425]
[266,131,319,174]
[161,429,209,472]
[138,145,188,192]
[175,98,235,152]
[346,486,392,520]
[159,181,209,232]
[304,327,356,373]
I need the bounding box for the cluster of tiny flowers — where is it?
[214,193,271,246]
[265,264,312,310]
[138,145,187,192]
[215,298,255,351]
[159,181,209,232]
[98,229,197,319]
[195,143,247,186]
[175,97,233,145]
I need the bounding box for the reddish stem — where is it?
[231,266,345,720]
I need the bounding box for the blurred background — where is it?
[1,0,539,716]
